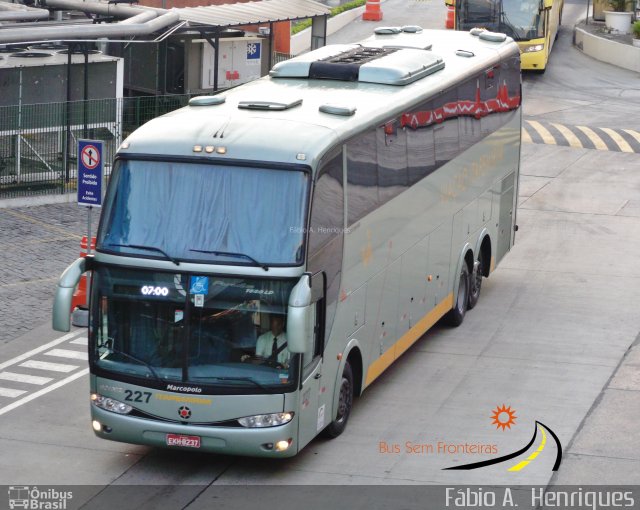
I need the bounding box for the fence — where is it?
[0,94,196,199]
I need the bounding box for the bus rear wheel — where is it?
[322,362,353,439]
[467,252,484,310]
[445,263,469,327]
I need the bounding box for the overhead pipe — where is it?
[0,10,179,43]
[42,0,166,18]
[0,1,50,21]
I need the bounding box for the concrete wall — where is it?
[574,25,640,73]
[291,6,366,55]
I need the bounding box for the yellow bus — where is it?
[449,0,563,71]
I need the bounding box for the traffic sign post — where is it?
[77,139,104,312]
[77,139,104,256]
[77,139,103,210]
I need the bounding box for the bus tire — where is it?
[467,252,483,310]
[322,362,354,439]
[445,263,469,327]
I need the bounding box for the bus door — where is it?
[297,284,325,449]
[496,172,516,264]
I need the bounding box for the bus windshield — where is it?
[98,160,310,266]
[457,0,544,40]
[91,266,299,393]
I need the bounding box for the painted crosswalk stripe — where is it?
[0,371,53,386]
[19,360,79,373]
[549,122,583,149]
[526,120,557,145]
[0,387,27,398]
[599,127,634,153]
[575,125,609,151]
[0,330,83,371]
[0,368,89,417]
[70,337,88,346]
[521,128,533,144]
[44,349,88,361]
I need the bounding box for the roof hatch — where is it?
[270,44,444,86]
[238,98,302,111]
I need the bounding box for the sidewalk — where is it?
[574,18,640,73]
[0,204,98,345]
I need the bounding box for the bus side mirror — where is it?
[52,257,87,332]
[543,0,552,9]
[287,273,324,354]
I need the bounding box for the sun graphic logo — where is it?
[178,406,192,419]
[491,404,516,431]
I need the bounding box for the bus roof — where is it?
[120,28,519,171]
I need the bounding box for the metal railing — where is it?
[0,94,196,199]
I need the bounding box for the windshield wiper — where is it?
[106,243,180,266]
[103,347,163,384]
[189,249,268,271]
[194,376,271,391]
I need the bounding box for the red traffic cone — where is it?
[362,0,383,21]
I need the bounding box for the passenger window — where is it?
[405,98,437,183]
[433,89,460,166]
[346,130,379,225]
[308,149,344,347]
[377,120,408,204]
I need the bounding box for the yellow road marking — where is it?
[0,277,58,289]
[2,209,82,240]
[526,120,557,145]
[550,122,583,149]
[521,128,533,144]
[600,127,634,153]
[575,125,608,151]
[622,129,640,145]
[508,427,547,472]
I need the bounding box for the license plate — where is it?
[166,434,201,448]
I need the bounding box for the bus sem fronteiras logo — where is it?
[444,406,562,472]
[491,404,517,431]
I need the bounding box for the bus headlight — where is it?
[523,44,544,53]
[238,412,294,428]
[91,393,132,415]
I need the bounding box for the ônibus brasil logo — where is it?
[8,486,73,509]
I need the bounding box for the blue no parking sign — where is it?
[78,139,103,207]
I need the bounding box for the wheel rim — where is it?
[457,271,468,313]
[471,259,482,298]
[336,376,352,424]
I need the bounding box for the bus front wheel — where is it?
[322,362,354,438]
[445,263,469,327]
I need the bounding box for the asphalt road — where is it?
[0,0,639,506]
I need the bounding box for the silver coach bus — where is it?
[53,27,521,457]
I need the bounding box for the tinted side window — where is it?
[458,76,483,152]
[377,121,409,204]
[346,130,378,226]
[308,149,344,342]
[433,88,460,167]
[406,98,436,185]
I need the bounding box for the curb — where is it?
[0,192,77,209]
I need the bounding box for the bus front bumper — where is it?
[519,42,547,71]
[91,407,299,458]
